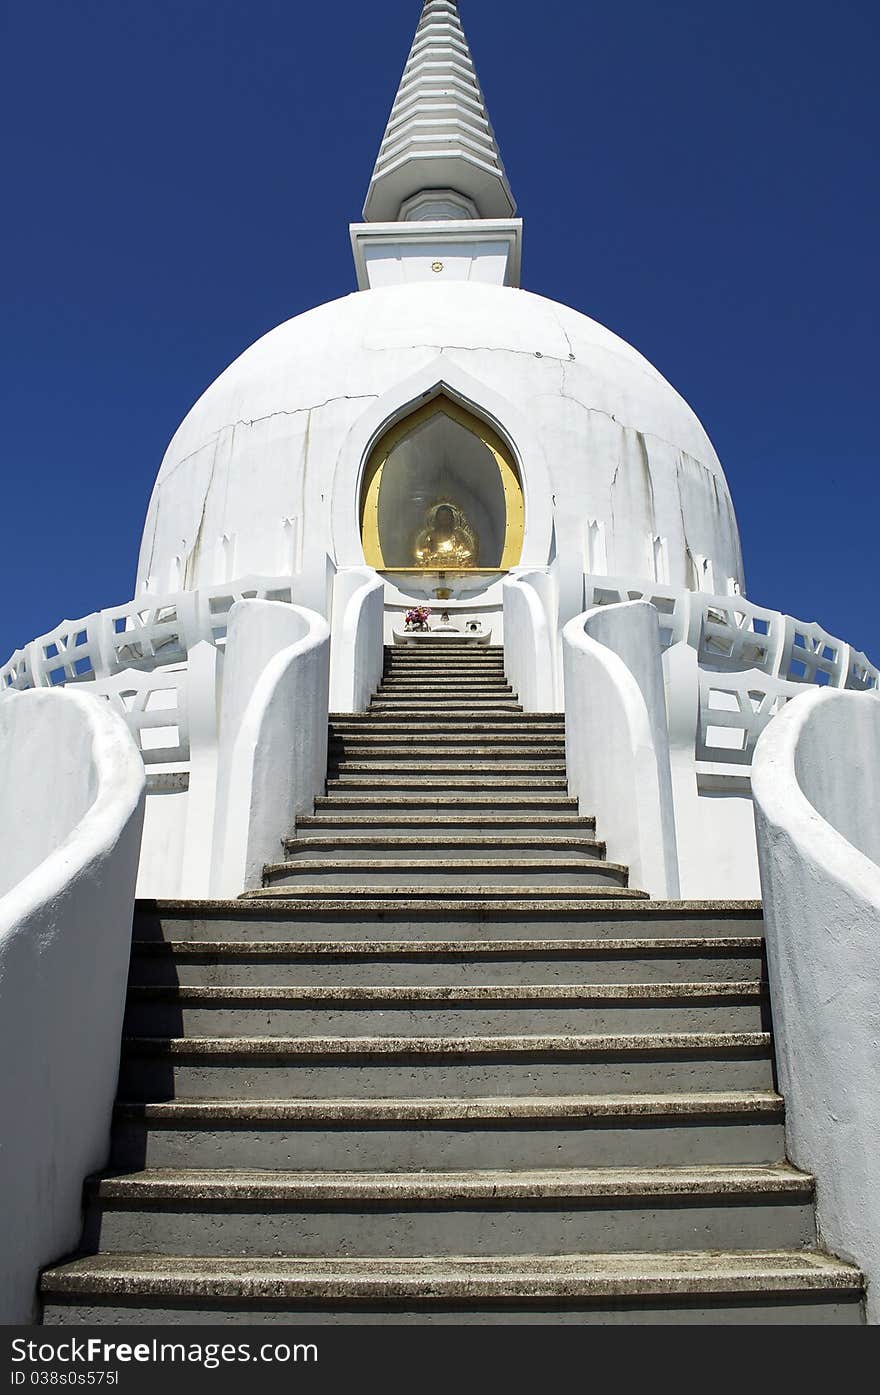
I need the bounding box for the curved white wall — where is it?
[0,689,145,1321]
[563,601,679,898]
[211,600,330,896]
[752,688,880,1322]
[502,568,560,712]
[329,567,385,713]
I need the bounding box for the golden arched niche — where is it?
[359,397,524,574]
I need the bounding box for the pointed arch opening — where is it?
[359,395,525,576]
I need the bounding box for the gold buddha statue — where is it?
[412,501,479,569]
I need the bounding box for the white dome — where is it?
[136,282,743,602]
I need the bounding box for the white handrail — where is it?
[0,689,144,1320]
[752,688,880,1322]
[329,566,385,713]
[562,601,679,898]
[211,601,330,896]
[502,568,559,711]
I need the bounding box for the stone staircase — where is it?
[40,639,865,1323]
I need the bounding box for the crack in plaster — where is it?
[401,343,572,365]
[155,396,380,488]
[225,395,379,433]
[609,460,621,555]
[183,438,221,589]
[552,309,577,364]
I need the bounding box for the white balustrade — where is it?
[0,577,299,899]
[581,572,878,793]
[0,576,295,695]
[697,669,794,768]
[585,573,878,693]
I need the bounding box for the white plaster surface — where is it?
[329,567,385,713]
[663,641,762,900]
[136,283,744,624]
[752,687,880,1321]
[502,568,560,712]
[0,689,144,1320]
[563,602,679,898]
[211,600,330,896]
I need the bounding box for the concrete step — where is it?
[328,746,567,763]
[326,775,570,790]
[314,793,580,811]
[40,1251,864,1325]
[327,730,569,742]
[386,642,504,650]
[370,693,518,703]
[111,1090,786,1171]
[39,1248,864,1326]
[260,858,630,889]
[385,652,506,660]
[329,759,568,772]
[330,711,561,724]
[376,677,513,689]
[295,813,592,835]
[117,1031,775,1100]
[129,936,765,987]
[367,702,525,712]
[326,770,570,786]
[281,835,608,861]
[330,733,566,748]
[133,899,761,945]
[378,682,512,691]
[123,981,768,1038]
[245,886,645,905]
[81,1165,816,1259]
[383,666,508,677]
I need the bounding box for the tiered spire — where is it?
[363,0,516,222]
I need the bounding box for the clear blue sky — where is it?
[3,0,878,662]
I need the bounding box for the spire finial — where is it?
[362,0,516,223]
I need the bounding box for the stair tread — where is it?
[329,748,565,756]
[122,1031,772,1056]
[238,891,650,904]
[282,836,607,850]
[131,936,765,957]
[329,763,569,772]
[315,796,579,803]
[113,1089,785,1122]
[296,815,592,827]
[90,1163,813,1203]
[237,892,649,903]
[330,731,564,738]
[337,738,554,743]
[41,1250,863,1299]
[127,981,765,1003]
[263,859,628,871]
[141,896,758,912]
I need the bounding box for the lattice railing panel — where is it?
[0,648,33,692]
[697,670,795,767]
[584,572,879,693]
[92,669,190,766]
[29,615,105,687]
[0,576,296,692]
[584,576,688,650]
[693,597,784,674]
[779,617,848,688]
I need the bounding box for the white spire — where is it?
[363,0,516,223]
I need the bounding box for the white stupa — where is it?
[137,0,743,620]
[1,0,878,1329]
[2,0,876,903]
